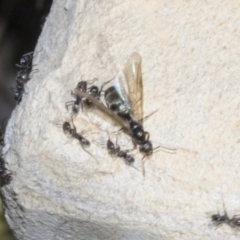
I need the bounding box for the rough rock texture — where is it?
[2,0,240,239]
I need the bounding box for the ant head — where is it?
[139,140,153,156]
[89,86,99,97]
[62,121,71,134]
[76,81,87,92]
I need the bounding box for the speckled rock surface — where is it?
[1,0,240,239]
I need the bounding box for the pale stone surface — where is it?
[2,0,240,239]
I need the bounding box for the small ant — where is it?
[66,79,111,115]
[211,203,240,228]
[11,82,25,103]
[13,52,34,104]
[63,121,90,148]
[0,156,12,186]
[65,91,82,115]
[62,120,97,162]
[107,137,134,166]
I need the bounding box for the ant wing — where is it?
[114,70,133,117]
[123,52,143,124]
[75,89,130,131]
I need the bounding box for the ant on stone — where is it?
[211,201,240,228]
[66,78,112,115]
[106,136,134,166]
[0,156,12,186]
[13,52,34,104]
[62,119,97,163]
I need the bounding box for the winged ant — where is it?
[75,53,167,175]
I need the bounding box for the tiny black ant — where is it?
[0,157,12,186]
[211,203,240,229]
[65,91,82,116]
[62,120,97,162]
[63,121,90,148]
[107,137,134,165]
[66,79,108,115]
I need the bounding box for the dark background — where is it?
[0,0,53,238]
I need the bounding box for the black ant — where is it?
[0,156,12,186]
[211,203,240,228]
[13,52,34,104]
[66,79,108,115]
[107,137,134,166]
[65,91,82,115]
[63,121,90,148]
[62,120,97,162]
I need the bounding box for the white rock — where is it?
[2,0,240,239]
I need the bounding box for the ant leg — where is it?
[141,155,147,177]
[65,101,74,111]
[81,145,98,164]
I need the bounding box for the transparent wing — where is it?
[123,52,143,124]
[75,89,130,131]
[114,70,133,116]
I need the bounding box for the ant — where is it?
[229,215,240,228]
[0,156,12,186]
[65,79,111,115]
[62,120,97,162]
[63,121,90,148]
[13,52,34,104]
[211,203,240,228]
[107,137,134,166]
